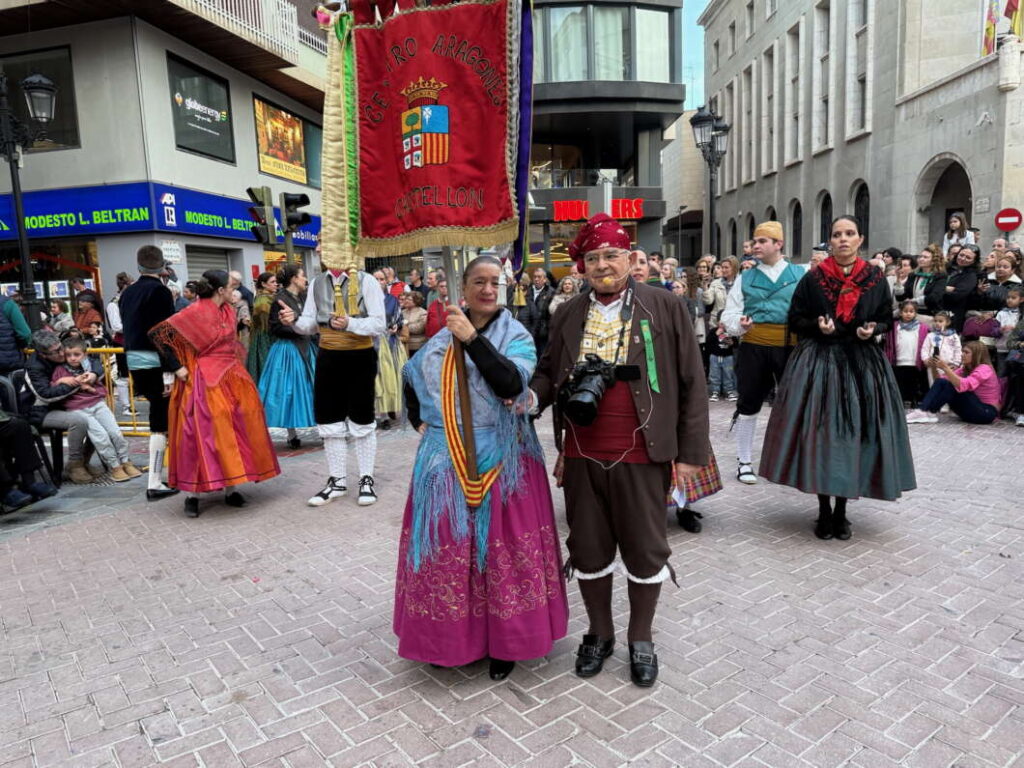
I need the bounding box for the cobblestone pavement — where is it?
[1,406,1023,768]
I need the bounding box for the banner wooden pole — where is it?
[442,247,480,485]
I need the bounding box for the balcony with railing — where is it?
[171,0,300,64]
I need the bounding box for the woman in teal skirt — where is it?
[760,215,916,541]
[258,264,316,449]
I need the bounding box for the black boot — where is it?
[815,495,833,540]
[832,497,851,540]
[224,491,247,507]
[184,497,200,518]
[488,658,515,681]
[628,641,659,687]
[676,507,703,533]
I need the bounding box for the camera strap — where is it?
[610,278,636,367]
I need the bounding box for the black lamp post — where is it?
[690,105,730,258]
[1,71,58,331]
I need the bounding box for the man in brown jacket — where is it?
[531,213,710,687]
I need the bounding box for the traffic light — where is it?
[280,192,312,231]
[246,186,275,244]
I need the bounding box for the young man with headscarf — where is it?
[531,213,709,687]
[720,221,804,484]
[277,246,386,507]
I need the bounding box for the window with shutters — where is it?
[761,43,777,175]
[846,0,873,137]
[812,0,834,151]
[784,21,803,166]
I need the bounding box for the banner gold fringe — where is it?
[356,220,520,259]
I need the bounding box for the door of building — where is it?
[185,247,231,281]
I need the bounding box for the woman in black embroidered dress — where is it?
[760,215,916,541]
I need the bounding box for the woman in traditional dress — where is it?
[150,270,280,518]
[259,264,316,449]
[393,256,568,680]
[760,215,916,541]
[246,272,278,382]
[373,270,407,428]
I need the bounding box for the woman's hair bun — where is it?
[193,278,215,299]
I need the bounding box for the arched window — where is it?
[819,192,833,243]
[854,183,870,249]
[766,206,777,221]
[746,214,755,240]
[791,200,803,257]
[730,219,738,256]
[715,224,722,256]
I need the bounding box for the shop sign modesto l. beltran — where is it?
[0,182,320,245]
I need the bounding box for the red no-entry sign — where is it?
[995,208,1023,232]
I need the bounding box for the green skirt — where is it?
[245,329,272,384]
[760,338,916,501]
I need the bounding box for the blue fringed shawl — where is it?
[403,309,543,572]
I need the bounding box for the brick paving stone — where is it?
[1,415,1023,766]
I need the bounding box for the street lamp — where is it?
[0,71,58,331]
[690,105,731,257]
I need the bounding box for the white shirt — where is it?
[587,289,624,321]
[720,258,794,337]
[895,326,920,366]
[293,270,386,338]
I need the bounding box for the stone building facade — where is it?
[697,0,1024,261]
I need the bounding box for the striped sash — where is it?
[441,344,501,508]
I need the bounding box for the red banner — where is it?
[352,0,519,255]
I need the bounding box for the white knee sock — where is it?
[323,437,347,481]
[286,427,297,441]
[735,413,758,465]
[354,432,376,478]
[148,434,167,490]
[116,380,129,411]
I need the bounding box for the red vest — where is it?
[563,380,651,464]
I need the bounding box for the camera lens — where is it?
[565,373,607,426]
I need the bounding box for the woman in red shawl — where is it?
[150,270,280,517]
[759,216,915,541]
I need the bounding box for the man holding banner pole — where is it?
[277,240,386,508]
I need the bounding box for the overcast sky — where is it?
[683,0,708,109]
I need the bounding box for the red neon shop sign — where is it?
[552,198,645,222]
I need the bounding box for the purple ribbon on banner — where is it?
[512,1,534,273]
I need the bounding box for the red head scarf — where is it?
[567,213,631,271]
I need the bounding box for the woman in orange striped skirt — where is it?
[150,270,280,518]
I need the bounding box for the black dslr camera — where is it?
[562,353,617,426]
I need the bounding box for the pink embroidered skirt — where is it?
[393,457,569,666]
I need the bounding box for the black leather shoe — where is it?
[676,507,703,533]
[184,497,200,518]
[814,516,833,540]
[488,658,515,680]
[224,491,247,507]
[146,487,180,501]
[628,641,659,687]
[288,437,301,449]
[575,634,615,678]
[832,517,852,540]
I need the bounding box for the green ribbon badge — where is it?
[640,319,660,393]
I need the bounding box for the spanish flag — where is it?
[985,0,999,53]
[1007,0,1023,39]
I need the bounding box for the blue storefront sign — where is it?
[0,182,321,245]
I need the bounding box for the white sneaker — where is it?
[709,392,720,402]
[737,462,758,484]
[727,391,739,402]
[1016,415,1024,427]
[906,410,938,424]
[308,477,346,506]
[358,475,377,506]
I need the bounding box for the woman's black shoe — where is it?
[288,437,301,449]
[147,487,179,501]
[488,658,515,680]
[628,642,659,687]
[814,516,834,540]
[575,634,615,678]
[833,518,852,540]
[676,507,703,533]
[224,491,247,507]
[184,497,200,518]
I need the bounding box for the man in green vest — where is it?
[720,221,804,484]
